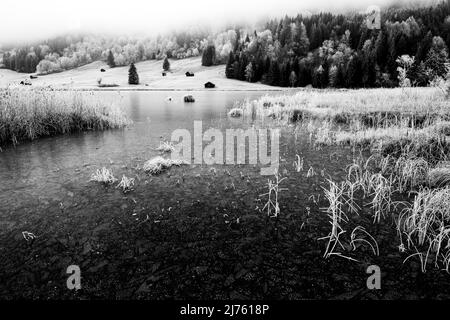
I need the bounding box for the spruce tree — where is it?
[424,36,449,80]
[232,61,240,79]
[225,52,235,78]
[202,45,216,66]
[245,62,254,82]
[107,50,116,68]
[163,57,170,71]
[128,63,139,85]
[268,61,280,86]
[289,71,297,87]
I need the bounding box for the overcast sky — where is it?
[0,0,438,44]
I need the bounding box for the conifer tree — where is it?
[128,63,139,85]
[225,52,235,78]
[163,57,170,71]
[202,45,216,66]
[107,50,115,68]
[245,62,254,82]
[424,36,449,81]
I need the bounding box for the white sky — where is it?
[0,0,437,44]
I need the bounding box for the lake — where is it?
[0,90,283,211]
[1,90,444,299]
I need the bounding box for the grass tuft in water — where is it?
[0,87,129,146]
[90,167,117,185]
[143,156,187,175]
[116,175,135,193]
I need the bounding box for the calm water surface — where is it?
[0,90,286,212]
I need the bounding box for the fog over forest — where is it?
[0,0,439,44]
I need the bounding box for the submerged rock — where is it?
[184,95,195,103]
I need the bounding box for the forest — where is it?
[224,0,450,87]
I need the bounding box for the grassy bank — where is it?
[0,87,129,147]
[236,87,450,271]
[238,88,449,125]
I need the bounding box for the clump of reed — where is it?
[319,145,450,269]
[319,179,380,261]
[260,172,287,218]
[116,175,135,193]
[0,87,129,146]
[293,154,304,172]
[155,141,175,153]
[428,163,450,188]
[90,167,117,184]
[350,226,379,256]
[143,156,187,175]
[228,107,244,118]
[320,179,348,259]
[238,87,449,125]
[398,187,450,272]
[367,173,395,223]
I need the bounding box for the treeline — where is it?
[0,26,238,74]
[2,0,449,88]
[224,1,450,88]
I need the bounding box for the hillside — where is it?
[0,57,281,91]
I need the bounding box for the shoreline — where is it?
[0,57,293,92]
[46,86,292,92]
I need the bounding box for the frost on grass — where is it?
[429,163,450,188]
[143,156,187,175]
[156,141,175,153]
[116,175,135,193]
[90,167,117,184]
[0,87,129,146]
[238,87,449,124]
[228,108,243,118]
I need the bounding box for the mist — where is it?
[0,0,441,44]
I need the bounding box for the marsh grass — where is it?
[350,226,379,256]
[240,88,448,126]
[260,172,287,218]
[156,141,175,153]
[228,107,244,118]
[398,187,450,271]
[0,87,128,146]
[116,175,135,193]
[90,167,117,184]
[143,156,187,175]
[429,164,450,188]
[251,87,450,270]
[293,154,304,172]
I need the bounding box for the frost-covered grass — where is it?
[0,87,129,146]
[90,167,117,184]
[116,175,135,193]
[240,87,449,125]
[260,87,450,270]
[143,156,187,175]
[429,164,450,188]
[398,187,450,272]
[155,141,175,153]
[228,107,243,117]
